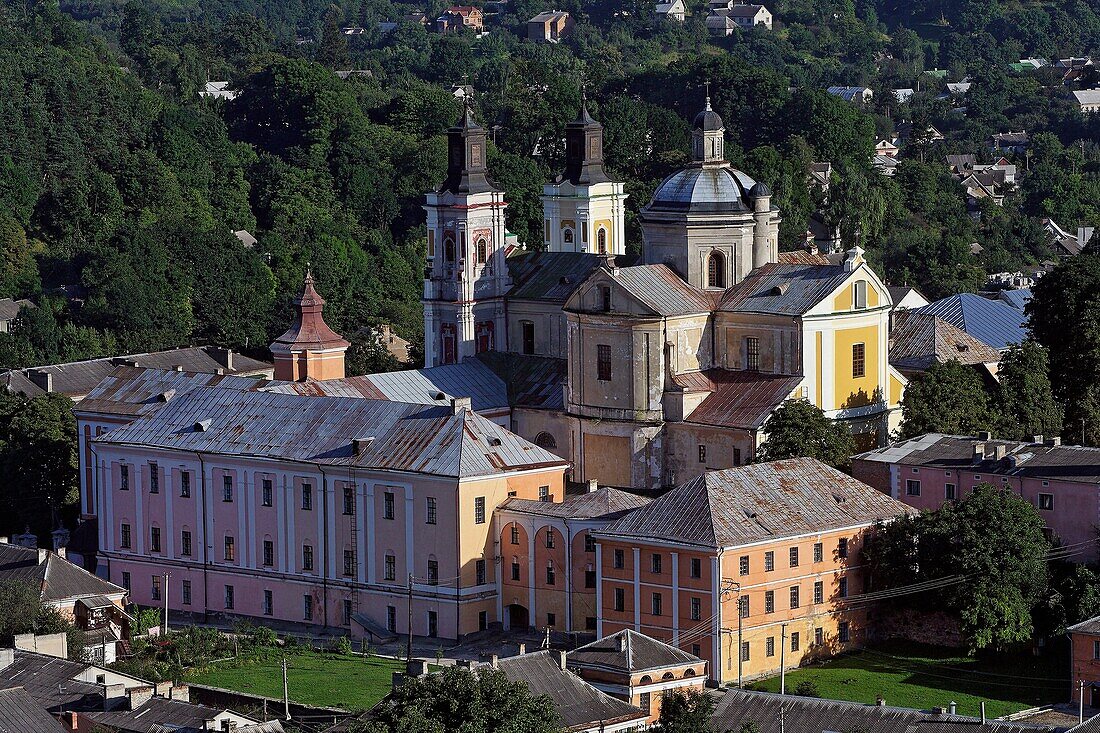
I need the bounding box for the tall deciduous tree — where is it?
[899,360,997,439]
[654,689,715,733]
[758,399,855,469]
[995,340,1063,441]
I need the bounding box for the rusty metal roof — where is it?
[95,387,567,479]
[475,352,566,409]
[569,629,703,675]
[507,251,606,301]
[889,311,1000,372]
[610,264,714,316]
[719,262,851,316]
[672,369,802,429]
[76,366,273,418]
[499,487,650,520]
[598,458,912,549]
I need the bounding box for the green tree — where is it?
[0,580,80,652]
[899,361,997,439]
[654,688,715,733]
[995,340,1063,441]
[318,7,350,70]
[758,399,855,469]
[359,666,562,733]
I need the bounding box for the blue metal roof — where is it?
[998,288,1032,311]
[916,293,1027,350]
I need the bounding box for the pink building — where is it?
[852,433,1100,561]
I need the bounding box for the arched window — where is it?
[662,672,675,680]
[597,228,608,255]
[707,251,726,288]
[684,668,697,677]
[476,237,488,265]
[563,228,574,245]
[640,675,652,684]
[444,236,456,263]
[534,431,557,450]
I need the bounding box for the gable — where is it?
[566,273,662,317]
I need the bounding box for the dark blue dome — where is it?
[649,166,758,214]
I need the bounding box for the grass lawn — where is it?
[185,650,404,711]
[749,641,1069,719]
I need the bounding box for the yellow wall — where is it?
[832,325,879,411]
[890,373,904,406]
[594,218,613,250]
[832,280,880,312]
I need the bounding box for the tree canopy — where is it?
[758,399,855,468]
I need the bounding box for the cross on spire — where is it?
[704,80,712,107]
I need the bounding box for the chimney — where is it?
[587,479,599,493]
[169,684,189,702]
[617,634,626,652]
[103,683,127,710]
[977,430,992,441]
[51,527,69,552]
[994,444,1007,460]
[843,246,865,272]
[0,649,13,671]
[27,368,53,392]
[154,681,173,697]
[66,711,78,731]
[127,685,155,710]
[37,548,48,564]
[972,443,986,461]
[949,701,957,715]
[451,396,472,414]
[1029,434,1043,444]
[353,437,375,455]
[56,547,66,560]
[1046,437,1062,447]
[489,654,499,668]
[210,347,234,371]
[516,643,526,656]
[553,649,567,670]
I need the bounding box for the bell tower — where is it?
[422,97,509,368]
[542,92,627,254]
[270,271,349,382]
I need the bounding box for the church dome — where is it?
[749,181,771,197]
[693,105,724,131]
[648,165,758,214]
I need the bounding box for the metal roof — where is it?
[507,251,607,302]
[610,264,715,316]
[889,311,1001,372]
[672,369,802,430]
[0,544,125,604]
[719,262,851,316]
[474,352,567,410]
[569,629,703,675]
[598,458,913,549]
[95,387,567,479]
[915,294,1027,350]
[76,367,270,419]
[85,697,264,733]
[647,165,757,214]
[0,298,33,322]
[998,288,1031,311]
[0,687,65,733]
[499,487,651,520]
[0,651,105,712]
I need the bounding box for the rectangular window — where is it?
[474,497,486,524]
[839,621,851,643]
[852,343,866,378]
[764,551,775,572]
[651,553,662,574]
[945,483,957,500]
[510,525,520,545]
[597,344,612,381]
[149,464,159,494]
[739,555,749,575]
[614,549,625,570]
[426,497,437,525]
[838,538,849,559]
[652,592,662,616]
[815,627,824,646]
[853,280,868,309]
[698,444,707,463]
[1038,493,1054,511]
[384,492,395,520]
[387,606,397,633]
[303,544,314,571]
[741,641,750,662]
[301,483,313,511]
[304,595,313,621]
[385,554,396,581]
[766,636,775,657]
[738,595,749,619]
[746,337,760,371]
[765,590,775,613]
[546,612,556,628]
[511,559,520,581]
[343,599,352,625]
[546,564,555,585]
[601,286,612,312]
[640,691,651,715]
[262,478,273,507]
[224,585,234,610]
[614,587,625,611]
[839,576,849,598]
[120,465,129,491]
[121,571,131,592]
[264,590,273,617]
[813,542,823,563]
[789,547,799,568]
[180,471,191,498]
[690,557,701,578]
[691,597,701,621]
[264,540,274,567]
[149,527,161,553]
[814,580,824,604]
[1093,640,1100,660]
[476,559,486,585]
[691,644,701,658]
[344,549,355,577]
[522,321,535,355]
[343,486,355,515]
[790,585,800,609]
[182,579,191,605]
[428,610,438,638]
[181,530,192,557]
[539,485,550,502]
[427,559,439,585]
[151,575,161,601]
[584,534,596,553]
[224,536,235,561]
[120,523,131,549]
[585,570,596,588]
[906,479,921,496]
[223,475,233,502]
[791,631,800,652]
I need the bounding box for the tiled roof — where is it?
[507,251,606,302]
[710,689,1055,733]
[854,433,1100,484]
[499,487,651,520]
[1069,616,1100,635]
[490,651,647,731]
[777,251,837,266]
[0,687,65,732]
[719,262,851,316]
[76,367,271,419]
[569,629,704,675]
[598,458,912,550]
[889,311,1001,372]
[916,293,1027,350]
[610,264,714,316]
[673,369,802,430]
[96,387,567,479]
[0,543,125,604]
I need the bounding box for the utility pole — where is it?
[1080,681,1085,723]
[282,657,291,721]
[779,622,788,695]
[163,572,170,635]
[406,573,414,662]
[736,583,743,689]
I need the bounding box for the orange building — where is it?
[592,458,913,685]
[1070,616,1100,706]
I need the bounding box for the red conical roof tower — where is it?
[270,271,350,382]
